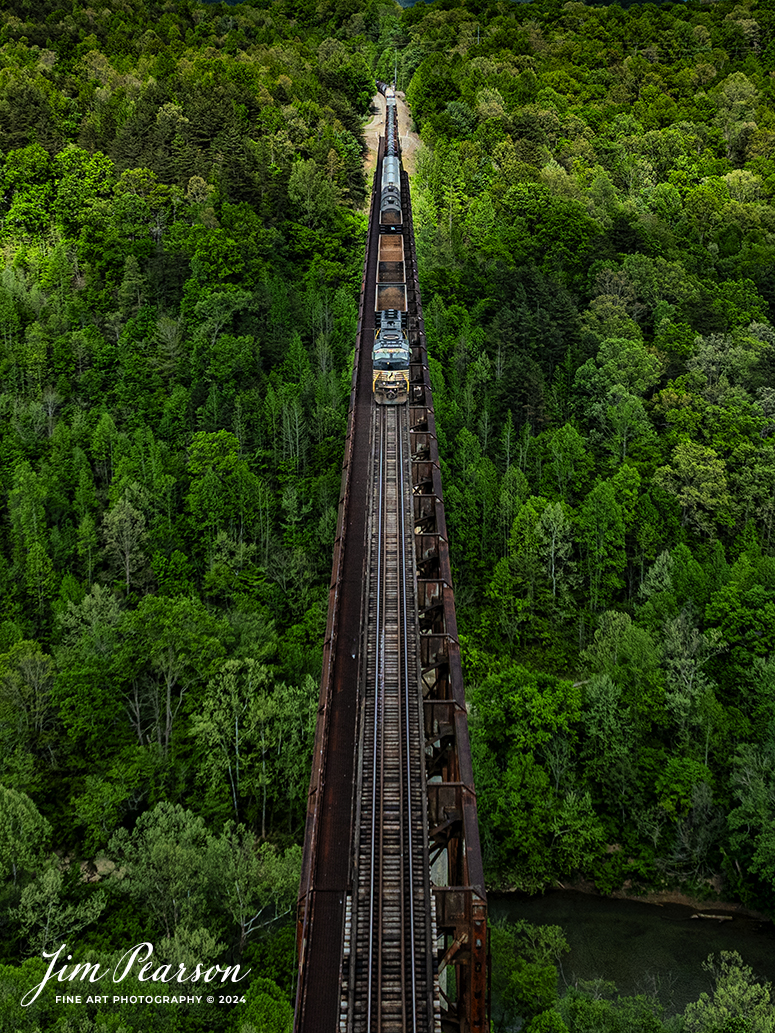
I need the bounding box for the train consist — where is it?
[372,82,411,405]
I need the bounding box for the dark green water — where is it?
[491,890,775,1015]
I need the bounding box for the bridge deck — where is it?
[296,121,487,1033]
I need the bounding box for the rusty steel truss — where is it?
[295,134,488,1033]
[403,168,488,1033]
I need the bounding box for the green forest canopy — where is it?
[0,0,775,1029]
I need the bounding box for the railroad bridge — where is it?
[294,112,488,1033]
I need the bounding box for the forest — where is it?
[392,0,775,1026]
[0,0,377,1028]
[397,0,775,908]
[0,0,774,1029]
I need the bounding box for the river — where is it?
[491,890,775,1015]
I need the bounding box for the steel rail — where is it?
[366,409,385,1030]
[398,407,418,1033]
[356,403,427,1033]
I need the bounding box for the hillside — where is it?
[1,0,775,1030]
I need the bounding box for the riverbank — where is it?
[553,875,771,922]
[491,888,775,1015]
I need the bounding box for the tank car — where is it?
[377,83,401,227]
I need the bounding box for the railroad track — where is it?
[342,403,435,1032]
[297,103,486,1032]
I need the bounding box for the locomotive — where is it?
[372,82,410,406]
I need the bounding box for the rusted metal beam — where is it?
[403,167,489,1032]
[294,139,385,1033]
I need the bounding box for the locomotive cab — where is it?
[373,310,410,405]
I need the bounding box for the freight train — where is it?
[372,82,410,405]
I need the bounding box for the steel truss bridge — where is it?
[294,123,488,1033]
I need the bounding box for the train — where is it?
[372,82,411,406]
